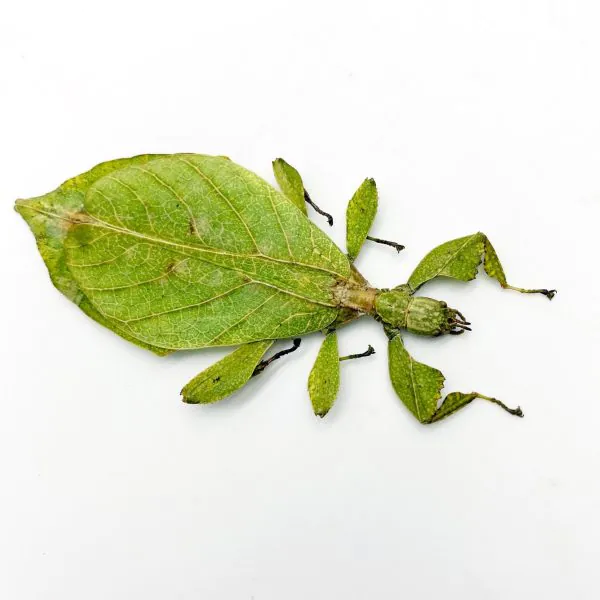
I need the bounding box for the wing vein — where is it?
[177,157,260,251]
[122,282,252,324]
[206,289,281,345]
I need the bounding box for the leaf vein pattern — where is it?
[436,234,480,277]
[207,289,281,345]
[122,282,252,324]
[106,175,157,234]
[177,157,260,251]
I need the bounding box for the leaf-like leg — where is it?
[272,158,333,225]
[181,340,275,404]
[386,329,523,424]
[308,333,376,417]
[346,178,377,261]
[272,158,307,215]
[345,178,404,262]
[407,232,556,299]
[308,331,340,417]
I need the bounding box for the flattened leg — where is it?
[387,329,523,424]
[182,339,301,404]
[308,331,376,417]
[346,177,404,262]
[407,232,556,299]
[272,158,333,225]
[308,332,340,417]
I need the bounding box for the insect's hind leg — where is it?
[253,338,301,375]
[182,339,302,405]
[303,189,334,226]
[272,158,333,226]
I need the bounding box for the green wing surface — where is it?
[15,154,172,355]
[18,154,350,350]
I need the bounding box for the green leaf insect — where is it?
[16,154,556,423]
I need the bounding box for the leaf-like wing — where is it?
[272,158,307,215]
[308,332,340,417]
[346,178,378,262]
[15,154,172,355]
[181,340,273,404]
[39,155,350,350]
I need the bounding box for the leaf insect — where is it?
[16,154,556,424]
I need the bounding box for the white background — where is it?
[2,1,599,599]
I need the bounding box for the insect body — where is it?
[16,154,555,423]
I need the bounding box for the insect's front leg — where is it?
[272,158,333,226]
[386,329,523,424]
[182,339,301,404]
[308,330,375,417]
[408,232,556,299]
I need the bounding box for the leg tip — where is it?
[543,289,557,300]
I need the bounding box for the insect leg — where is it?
[365,236,405,253]
[339,344,376,361]
[426,392,523,424]
[387,330,523,424]
[182,340,274,404]
[308,331,340,417]
[346,178,404,262]
[303,190,333,226]
[308,334,377,417]
[407,232,556,299]
[272,158,333,225]
[253,338,302,376]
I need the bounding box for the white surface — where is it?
[2,2,599,599]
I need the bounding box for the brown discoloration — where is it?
[188,218,199,237]
[69,211,93,224]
